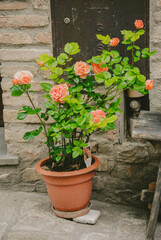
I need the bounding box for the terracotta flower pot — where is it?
[36,155,99,213]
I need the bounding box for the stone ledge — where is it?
[0,155,19,165]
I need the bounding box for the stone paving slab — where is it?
[0,190,160,240]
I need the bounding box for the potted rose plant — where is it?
[10,20,155,218]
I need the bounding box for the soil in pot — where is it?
[41,154,94,172]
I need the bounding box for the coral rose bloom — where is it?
[110,38,120,47]
[91,110,106,123]
[38,61,43,67]
[134,20,144,29]
[145,79,154,90]
[74,61,90,79]
[91,62,108,74]
[50,83,69,103]
[14,71,33,85]
[12,78,19,85]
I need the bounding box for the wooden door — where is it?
[0,76,4,127]
[50,0,149,139]
[51,0,149,75]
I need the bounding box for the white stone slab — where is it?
[73,209,101,224]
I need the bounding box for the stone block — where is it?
[32,0,49,9]
[154,11,161,22]
[151,26,161,43]
[0,2,29,10]
[1,64,38,78]
[0,156,19,165]
[3,109,52,124]
[73,210,101,224]
[35,32,52,44]
[89,141,98,153]
[93,175,107,190]
[6,141,48,163]
[0,32,32,45]
[5,128,46,143]
[0,49,52,62]
[157,0,161,7]
[2,92,38,107]
[21,168,42,182]
[0,15,49,28]
[95,154,114,172]
[116,141,149,163]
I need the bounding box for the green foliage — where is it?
[64,42,80,55]
[96,34,110,45]
[11,21,156,166]
[10,85,24,96]
[23,127,43,140]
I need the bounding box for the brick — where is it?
[157,0,161,7]
[5,128,46,143]
[32,0,49,9]
[0,49,52,61]
[2,92,38,107]
[0,15,49,28]
[117,142,149,163]
[21,168,42,182]
[3,109,40,123]
[35,32,52,44]
[1,64,38,78]
[154,11,161,22]
[0,2,28,10]
[3,109,52,124]
[0,32,32,45]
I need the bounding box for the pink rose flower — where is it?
[91,62,108,74]
[12,78,19,85]
[91,110,106,123]
[50,83,69,103]
[145,79,154,90]
[14,71,33,85]
[134,20,144,29]
[74,61,90,79]
[38,61,43,67]
[110,38,120,47]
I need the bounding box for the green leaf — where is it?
[96,34,110,44]
[17,112,27,120]
[95,73,105,83]
[92,56,102,64]
[55,67,63,75]
[23,127,43,140]
[40,83,53,92]
[44,101,54,109]
[71,85,83,92]
[135,51,140,57]
[127,46,133,50]
[10,85,23,96]
[107,115,117,123]
[137,74,146,82]
[131,33,140,42]
[64,42,80,55]
[137,29,145,35]
[72,147,83,158]
[116,82,127,89]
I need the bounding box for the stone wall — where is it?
[0,0,161,207]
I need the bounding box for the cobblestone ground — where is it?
[0,190,160,240]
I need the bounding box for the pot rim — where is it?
[36,155,99,177]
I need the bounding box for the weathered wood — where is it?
[146,162,161,240]
[141,189,154,203]
[132,111,161,141]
